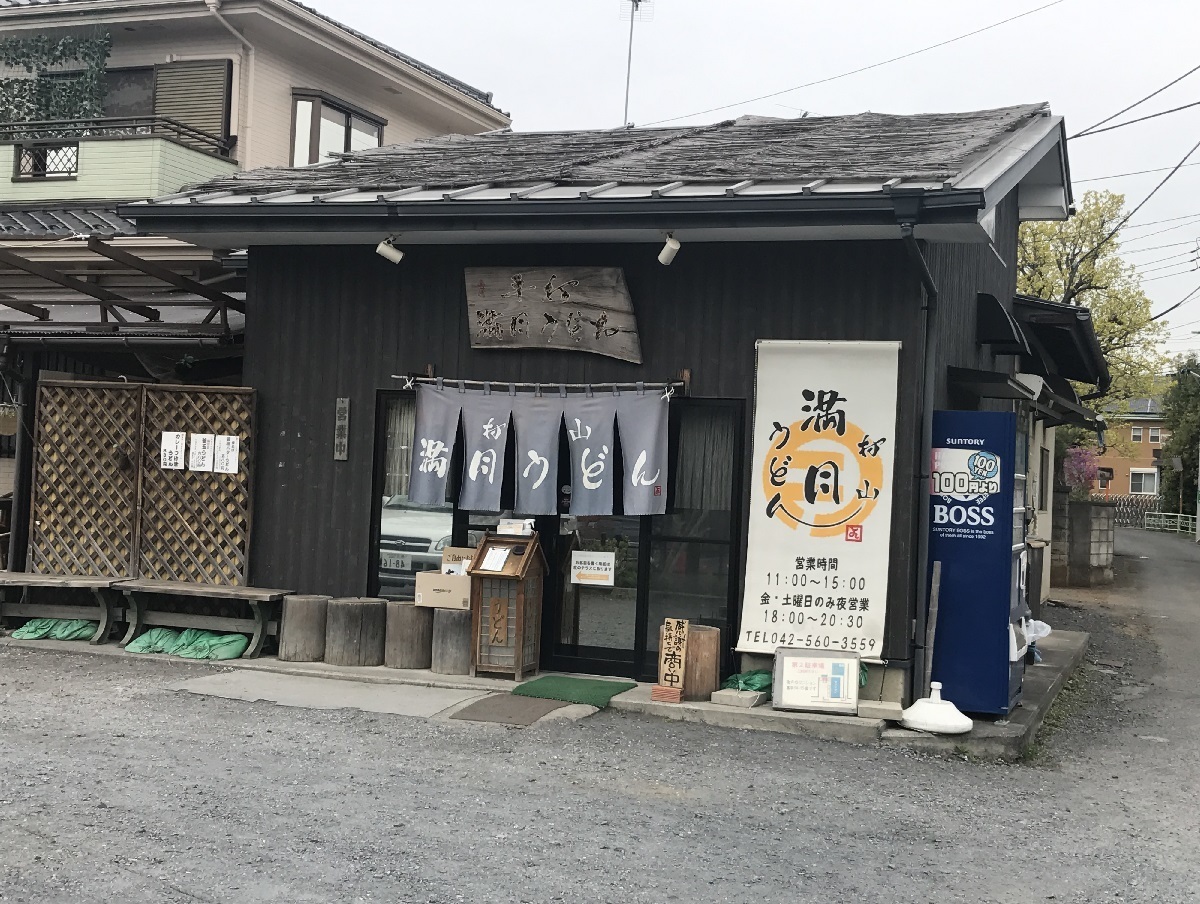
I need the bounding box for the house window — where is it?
[1149,426,1161,444]
[290,90,385,165]
[15,143,78,179]
[1130,469,1158,495]
[1098,473,1110,490]
[1131,426,1143,442]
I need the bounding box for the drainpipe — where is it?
[894,194,940,702]
[206,0,254,166]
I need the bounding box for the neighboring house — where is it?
[1094,398,1168,497]
[0,0,508,491]
[126,104,1089,707]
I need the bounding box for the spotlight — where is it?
[375,237,405,264]
[657,234,680,266]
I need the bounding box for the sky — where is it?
[310,0,1200,354]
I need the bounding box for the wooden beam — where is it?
[0,248,160,321]
[0,293,50,321]
[87,238,246,313]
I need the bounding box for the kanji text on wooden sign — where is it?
[659,618,690,690]
[464,267,642,363]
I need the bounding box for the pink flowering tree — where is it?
[1063,446,1101,501]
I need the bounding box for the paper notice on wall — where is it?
[737,340,901,661]
[160,431,186,470]
[213,435,240,474]
[189,433,215,472]
[480,546,510,573]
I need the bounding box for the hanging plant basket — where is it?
[0,403,19,436]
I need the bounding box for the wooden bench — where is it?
[0,574,124,644]
[116,579,292,658]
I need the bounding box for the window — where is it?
[15,143,78,179]
[1149,426,1162,444]
[1098,473,1110,490]
[1130,469,1158,495]
[290,91,385,165]
[1131,426,1144,442]
[102,66,156,118]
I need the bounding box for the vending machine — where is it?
[928,410,1027,716]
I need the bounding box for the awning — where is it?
[976,293,1030,355]
[947,366,1038,400]
[1012,294,1110,395]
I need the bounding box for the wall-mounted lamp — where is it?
[375,236,405,264]
[658,234,680,266]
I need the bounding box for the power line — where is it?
[1069,100,1200,140]
[1066,135,1200,288]
[1135,249,1198,268]
[1123,239,1200,255]
[1139,257,1199,275]
[1144,266,1200,283]
[1070,61,1200,138]
[643,0,1065,126]
[1121,219,1200,244]
[1125,211,1200,230]
[1152,284,1200,321]
[1075,161,1200,183]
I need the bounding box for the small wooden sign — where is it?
[657,618,689,696]
[465,267,642,363]
[333,397,350,461]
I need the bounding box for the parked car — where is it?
[377,495,453,596]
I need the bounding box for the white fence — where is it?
[1144,512,1198,537]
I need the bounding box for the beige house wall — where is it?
[0,138,237,202]
[1094,418,1167,497]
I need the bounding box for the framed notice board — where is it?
[772,648,860,714]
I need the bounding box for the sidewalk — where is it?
[0,630,1088,758]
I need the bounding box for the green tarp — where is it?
[11,618,96,641]
[126,627,249,660]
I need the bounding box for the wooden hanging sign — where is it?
[464,267,642,363]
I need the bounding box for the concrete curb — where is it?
[880,630,1090,760]
[2,631,1091,757]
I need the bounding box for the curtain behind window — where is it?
[673,406,735,513]
[383,397,416,498]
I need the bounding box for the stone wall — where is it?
[1050,489,1070,587]
[1066,501,1116,586]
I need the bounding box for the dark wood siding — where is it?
[244,224,1018,662]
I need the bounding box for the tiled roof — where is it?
[0,207,136,238]
[0,0,499,111]
[160,104,1054,196]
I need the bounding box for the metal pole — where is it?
[623,0,638,126]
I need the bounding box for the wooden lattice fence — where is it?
[28,381,255,584]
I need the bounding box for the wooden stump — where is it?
[431,608,472,675]
[278,594,330,662]
[682,625,721,701]
[324,597,386,667]
[384,601,433,670]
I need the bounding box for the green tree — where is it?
[1017,190,1168,411]
[1161,356,1200,515]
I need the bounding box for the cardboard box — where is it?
[415,571,471,610]
[440,547,477,569]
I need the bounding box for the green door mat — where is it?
[512,676,636,708]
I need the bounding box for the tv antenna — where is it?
[621,0,654,126]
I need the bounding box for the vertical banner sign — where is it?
[737,341,901,659]
[409,384,461,505]
[616,390,669,516]
[659,618,689,689]
[333,397,350,461]
[510,393,564,515]
[458,390,513,512]
[929,410,1020,715]
[563,393,618,516]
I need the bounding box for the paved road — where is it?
[1,528,1198,903]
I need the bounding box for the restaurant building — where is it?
[122,104,1091,700]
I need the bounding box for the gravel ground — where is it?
[1,530,1197,903]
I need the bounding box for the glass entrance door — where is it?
[543,514,643,676]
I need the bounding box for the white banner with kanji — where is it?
[737,340,901,660]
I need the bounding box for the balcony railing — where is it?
[0,116,232,158]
